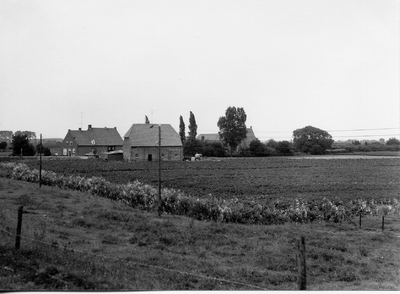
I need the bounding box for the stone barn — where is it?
[123,124,183,161]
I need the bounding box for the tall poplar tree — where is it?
[188,111,197,141]
[179,115,186,144]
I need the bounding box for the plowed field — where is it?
[21,156,400,205]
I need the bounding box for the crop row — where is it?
[14,157,400,205]
[1,162,399,226]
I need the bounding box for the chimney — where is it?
[88,124,92,130]
[79,128,82,131]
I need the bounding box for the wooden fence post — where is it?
[297,236,306,290]
[15,206,23,250]
[382,215,384,231]
[359,213,362,229]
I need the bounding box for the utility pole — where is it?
[158,125,162,216]
[39,134,42,188]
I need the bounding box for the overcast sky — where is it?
[1,0,399,141]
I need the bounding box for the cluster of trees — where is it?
[5,134,52,156]
[179,107,249,157]
[343,137,400,152]
[178,106,341,157]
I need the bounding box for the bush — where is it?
[276,141,294,156]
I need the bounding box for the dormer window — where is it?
[91,139,96,145]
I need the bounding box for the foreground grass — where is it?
[0,176,399,290]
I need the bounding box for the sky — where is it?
[0,0,399,142]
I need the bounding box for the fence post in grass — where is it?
[297,236,306,290]
[15,206,23,250]
[359,212,362,229]
[382,215,384,231]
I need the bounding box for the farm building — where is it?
[123,124,183,161]
[238,127,257,149]
[197,127,257,150]
[197,133,221,144]
[61,125,123,157]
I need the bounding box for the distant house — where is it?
[197,127,257,150]
[123,124,183,161]
[197,133,221,144]
[238,127,257,149]
[61,125,123,157]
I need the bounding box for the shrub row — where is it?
[1,162,399,225]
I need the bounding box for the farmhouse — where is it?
[197,127,257,150]
[61,125,123,157]
[123,124,183,161]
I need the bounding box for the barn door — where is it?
[148,154,152,161]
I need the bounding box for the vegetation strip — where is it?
[1,162,399,225]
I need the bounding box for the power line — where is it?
[255,127,399,134]
[331,134,399,138]
[199,127,399,134]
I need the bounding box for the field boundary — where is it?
[1,162,399,227]
[0,224,268,290]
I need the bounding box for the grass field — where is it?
[0,175,399,291]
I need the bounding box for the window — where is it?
[70,142,73,146]
[66,141,68,145]
[72,148,75,154]
[135,153,138,158]
[108,146,115,152]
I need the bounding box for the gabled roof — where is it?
[197,133,221,141]
[69,127,123,146]
[124,124,182,147]
[198,128,257,146]
[240,128,257,146]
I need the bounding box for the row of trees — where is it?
[2,134,52,156]
[179,107,249,156]
[178,107,339,157]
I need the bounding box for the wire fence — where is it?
[2,202,399,291]
[0,215,268,291]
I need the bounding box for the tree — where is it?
[293,126,333,155]
[179,115,186,144]
[0,131,13,142]
[15,131,36,140]
[188,111,197,141]
[217,106,247,156]
[12,134,36,156]
[266,139,278,149]
[386,137,400,146]
[0,141,7,151]
[249,139,267,156]
[36,143,51,156]
[145,115,150,124]
[183,138,203,156]
[202,142,226,157]
[276,140,293,156]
